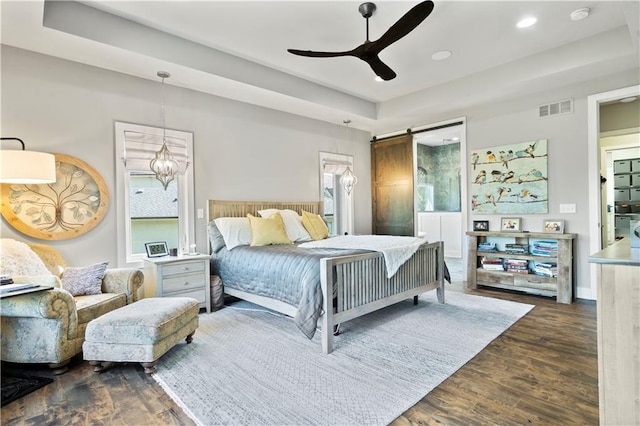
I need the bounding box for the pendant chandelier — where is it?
[150,71,179,190]
[339,120,358,196]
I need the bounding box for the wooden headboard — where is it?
[207,200,322,221]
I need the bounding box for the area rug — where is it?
[153,291,533,426]
[1,373,53,407]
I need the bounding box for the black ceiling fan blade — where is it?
[369,1,434,54]
[287,49,354,58]
[365,55,396,81]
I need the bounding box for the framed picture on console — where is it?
[473,220,489,231]
[543,219,564,233]
[500,217,522,232]
[145,241,169,258]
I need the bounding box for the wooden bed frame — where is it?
[207,200,445,354]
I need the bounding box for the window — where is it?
[115,122,195,266]
[319,152,355,235]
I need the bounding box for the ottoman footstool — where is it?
[83,297,199,375]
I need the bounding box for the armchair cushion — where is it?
[61,261,109,296]
[75,293,126,326]
[0,239,50,276]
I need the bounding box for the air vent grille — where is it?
[539,99,573,118]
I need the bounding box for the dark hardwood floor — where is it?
[1,283,598,425]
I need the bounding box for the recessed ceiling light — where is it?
[570,8,590,21]
[516,17,537,28]
[431,50,452,61]
[620,97,638,103]
[374,76,384,82]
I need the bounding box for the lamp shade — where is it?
[0,150,56,183]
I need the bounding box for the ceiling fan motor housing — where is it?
[359,3,377,19]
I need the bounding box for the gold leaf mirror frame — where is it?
[1,153,110,240]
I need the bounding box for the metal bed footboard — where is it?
[320,241,445,354]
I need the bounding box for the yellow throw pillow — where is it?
[247,213,292,246]
[301,210,329,240]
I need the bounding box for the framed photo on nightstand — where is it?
[145,241,169,258]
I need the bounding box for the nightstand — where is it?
[143,254,211,313]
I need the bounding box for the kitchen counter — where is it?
[588,237,640,266]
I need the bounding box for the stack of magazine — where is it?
[530,240,558,257]
[531,261,558,277]
[481,257,504,271]
[505,243,528,254]
[504,258,529,274]
[478,241,498,252]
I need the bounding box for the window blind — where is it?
[122,130,190,173]
[322,159,352,175]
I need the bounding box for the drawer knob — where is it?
[183,281,189,286]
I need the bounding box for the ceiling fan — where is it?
[288,1,435,81]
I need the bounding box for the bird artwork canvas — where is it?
[470,139,548,214]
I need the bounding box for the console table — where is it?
[466,231,576,303]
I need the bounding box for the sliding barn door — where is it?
[371,134,414,236]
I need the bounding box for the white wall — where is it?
[0,46,372,267]
[3,45,639,299]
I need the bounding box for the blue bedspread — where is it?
[210,244,365,339]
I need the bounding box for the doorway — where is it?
[413,122,466,258]
[587,84,640,299]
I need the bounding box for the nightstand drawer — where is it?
[163,273,207,293]
[162,261,205,277]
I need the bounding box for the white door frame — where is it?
[411,117,468,260]
[587,84,640,299]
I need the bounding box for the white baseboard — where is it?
[576,286,596,301]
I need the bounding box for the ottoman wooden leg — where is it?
[89,360,104,373]
[48,360,70,375]
[141,361,157,375]
[185,331,195,344]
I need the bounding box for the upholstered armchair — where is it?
[0,239,144,374]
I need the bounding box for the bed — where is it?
[207,200,445,354]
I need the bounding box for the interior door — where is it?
[371,134,414,236]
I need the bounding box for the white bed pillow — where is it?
[258,209,312,242]
[213,217,253,250]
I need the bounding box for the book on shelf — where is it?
[504,243,529,254]
[530,240,558,257]
[531,261,558,277]
[481,256,504,270]
[504,258,528,265]
[478,242,497,252]
[482,264,505,271]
